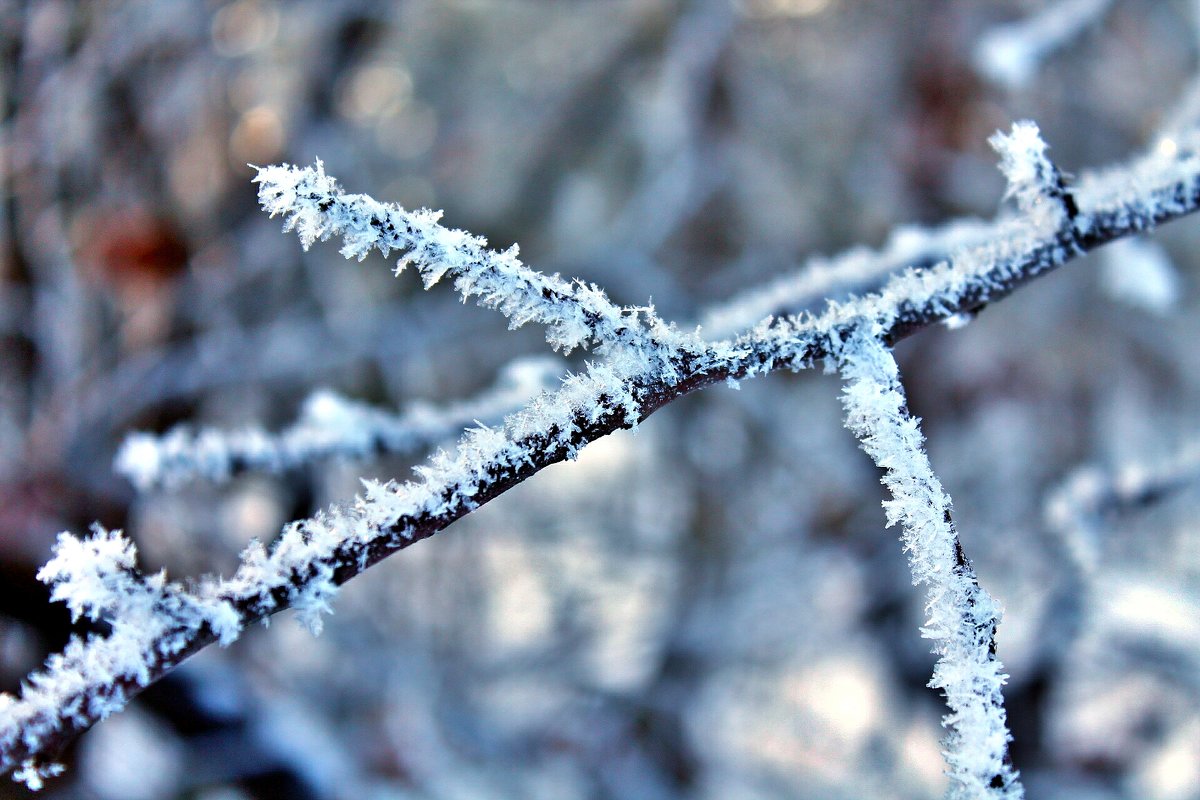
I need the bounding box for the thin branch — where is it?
[253,161,699,361]
[1027,439,1200,706]
[835,327,1021,799]
[698,216,998,339]
[115,356,563,490]
[719,121,1200,383]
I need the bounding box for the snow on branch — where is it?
[701,121,1074,346]
[0,525,240,789]
[724,122,1200,381]
[8,121,1200,789]
[1029,438,1200,693]
[974,0,1114,90]
[835,328,1021,799]
[254,161,699,361]
[0,356,648,784]
[699,217,998,340]
[115,356,563,490]
[989,121,1076,227]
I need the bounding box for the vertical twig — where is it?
[837,326,1021,799]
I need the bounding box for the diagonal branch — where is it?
[114,356,564,490]
[254,161,700,361]
[698,215,999,340]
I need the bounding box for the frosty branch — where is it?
[5,121,1200,795]
[115,355,564,490]
[837,329,1019,798]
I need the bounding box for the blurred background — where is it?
[4,0,1200,797]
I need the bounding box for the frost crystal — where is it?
[700,217,997,340]
[37,525,139,623]
[12,761,63,791]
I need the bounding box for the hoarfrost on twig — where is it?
[115,356,564,489]
[836,328,1022,799]
[253,161,700,364]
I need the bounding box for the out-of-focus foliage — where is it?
[3,1,1200,798]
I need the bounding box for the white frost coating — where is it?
[291,561,337,636]
[37,526,139,623]
[112,434,163,491]
[34,526,240,646]
[114,356,564,490]
[710,110,1200,395]
[213,354,644,637]
[12,761,62,791]
[723,122,1085,377]
[729,210,1046,379]
[730,117,1200,379]
[1,526,242,787]
[989,121,1067,228]
[1099,236,1180,314]
[1071,101,1200,231]
[974,0,1114,90]
[836,328,1021,799]
[253,161,698,361]
[699,217,997,339]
